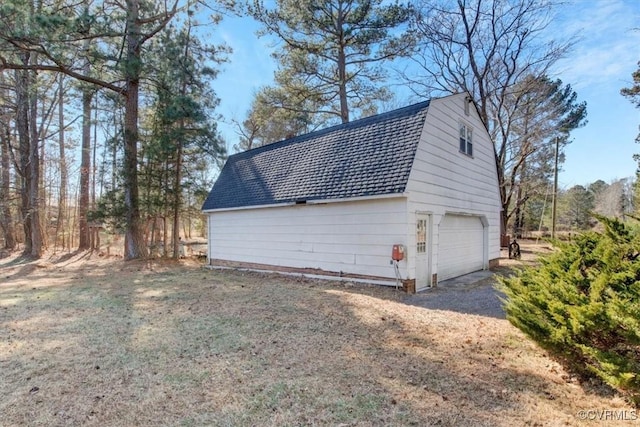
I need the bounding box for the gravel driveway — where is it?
[402,271,506,319]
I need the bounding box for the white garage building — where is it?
[202,93,501,292]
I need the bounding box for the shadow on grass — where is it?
[0,262,631,426]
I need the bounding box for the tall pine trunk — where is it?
[0,126,16,250]
[78,24,92,250]
[91,96,99,250]
[336,8,349,124]
[78,86,92,249]
[28,66,44,258]
[15,59,32,255]
[171,141,182,258]
[56,73,68,251]
[122,0,148,259]
[163,160,170,257]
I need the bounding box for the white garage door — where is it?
[438,214,485,282]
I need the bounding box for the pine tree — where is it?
[143,20,227,257]
[499,216,640,404]
[621,61,640,108]
[250,0,413,124]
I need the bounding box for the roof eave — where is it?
[202,192,409,213]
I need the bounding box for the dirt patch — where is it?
[0,248,635,426]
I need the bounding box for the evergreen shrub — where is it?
[499,216,640,405]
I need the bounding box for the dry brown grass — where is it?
[0,246,636,426]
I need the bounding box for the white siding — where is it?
[406,93,501,288]
[208,197,409,279]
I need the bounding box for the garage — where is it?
[203,93,502,292]
[438,214,485,281]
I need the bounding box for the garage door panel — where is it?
[439,215,484,282]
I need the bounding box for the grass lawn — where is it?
[0,249,635,426]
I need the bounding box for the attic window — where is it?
[459,124,473,156]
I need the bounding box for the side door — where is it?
[415,213,431,290]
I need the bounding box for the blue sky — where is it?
[209,0,640,189]
[552,0,640,188]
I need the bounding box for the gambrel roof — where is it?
[202,101,430,211]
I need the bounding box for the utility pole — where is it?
[551,137,559,239]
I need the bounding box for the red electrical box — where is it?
[392,244,405,261]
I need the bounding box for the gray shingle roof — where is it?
[202,101,430,211]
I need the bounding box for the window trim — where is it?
[459,123,473,157]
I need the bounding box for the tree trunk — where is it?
[92,95,98,209]
[28,66,44,258]
[56,73,67,251]
[336,8,349,124]
[0,126,16,250]
[112,114,118,192]
[163,160,170,257]
[78,20,93,250]
[78,85,92,250]
[38,96,46,247]
[122,0,148,259]
[513,185,523,238]
[171,141,183,258]
[15,60,33,255]
[90,138,99,252]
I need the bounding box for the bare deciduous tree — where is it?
[405,0,582,232]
